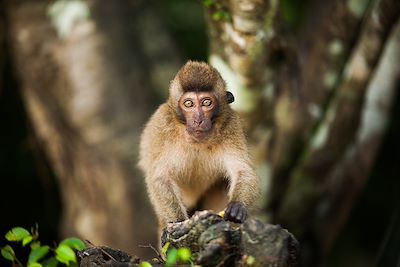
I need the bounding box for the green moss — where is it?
[201,0,230,21]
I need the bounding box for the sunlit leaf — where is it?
[161,242,170,257]
[23,235,33,246]
[55,244,77,264]
[177,247,191,262]
[28,245,50,264]
[28,262,43,267]
[59,237,86,251]
[1,245,15,261]
[5,227,31,242]
[165,248,177,267]
[139,261,153,267]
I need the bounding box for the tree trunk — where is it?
[5,0,181,255]
[0,0,4,95]
[204,0,400,264]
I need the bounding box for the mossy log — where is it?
[79,211,299,267]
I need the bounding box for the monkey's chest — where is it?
[175,150,225,208]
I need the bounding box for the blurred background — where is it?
[0,0,399,266]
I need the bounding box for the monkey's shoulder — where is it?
[216,110,247,145]
[140,104,180,144]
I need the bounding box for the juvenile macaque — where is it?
[138,61,259,236]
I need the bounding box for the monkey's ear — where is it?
[226,91,235,104]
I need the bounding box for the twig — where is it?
[14,257,24,267]
[138,243,164,262]
[215,252,237,267]
[85,239,118,262]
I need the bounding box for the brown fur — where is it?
[178,62,218,92]
[138,61,260,237]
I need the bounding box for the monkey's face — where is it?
[178,91,219,142]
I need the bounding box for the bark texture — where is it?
[79,211,300,267]
[4,0,181,254]
[204,0,400,263]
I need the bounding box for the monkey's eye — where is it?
[184,100,194,108]
[202,99,212,107]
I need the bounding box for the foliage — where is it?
[201,0,230,21]
[162,242,194,267]
[1,226,86,267]
[138,261,153,267]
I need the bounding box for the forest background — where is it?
[0,0,399,266]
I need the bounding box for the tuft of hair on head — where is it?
[169,61,229,110]
[177,61,219,92]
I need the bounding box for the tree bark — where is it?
[204,0,400,264]
[0,0,4,95]
[278,0,400,247]
[79,211,300,267]
[5,0,181,255]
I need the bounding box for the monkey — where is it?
[138,61,259,239]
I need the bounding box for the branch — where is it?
[317,17,400,251]
[267,0,371,213]
[277,0,400,237]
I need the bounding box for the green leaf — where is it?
[212,11,223,20]
[139,261,153,267]
[55,244,77,264]
[5,227,31,242]
[1,245,15,261]
[202,0,214,7]
[211,11,230,21]
[41,257,58,267]
[28,245,50,264]
[59,237,86,251]
[28,262,43,267]
[165,248,177,267]
[23,235,34,246]
[161,242,170,257]
[31,241,41,250]
[177,248,191,263]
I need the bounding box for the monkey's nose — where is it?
[194,119,204,126]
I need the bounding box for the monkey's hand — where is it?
[224,201,247,223]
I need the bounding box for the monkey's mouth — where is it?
[187,128,212,141]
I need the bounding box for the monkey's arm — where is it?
[223,151,260,222]
[139,104,189,226]
[146,174,188,226]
